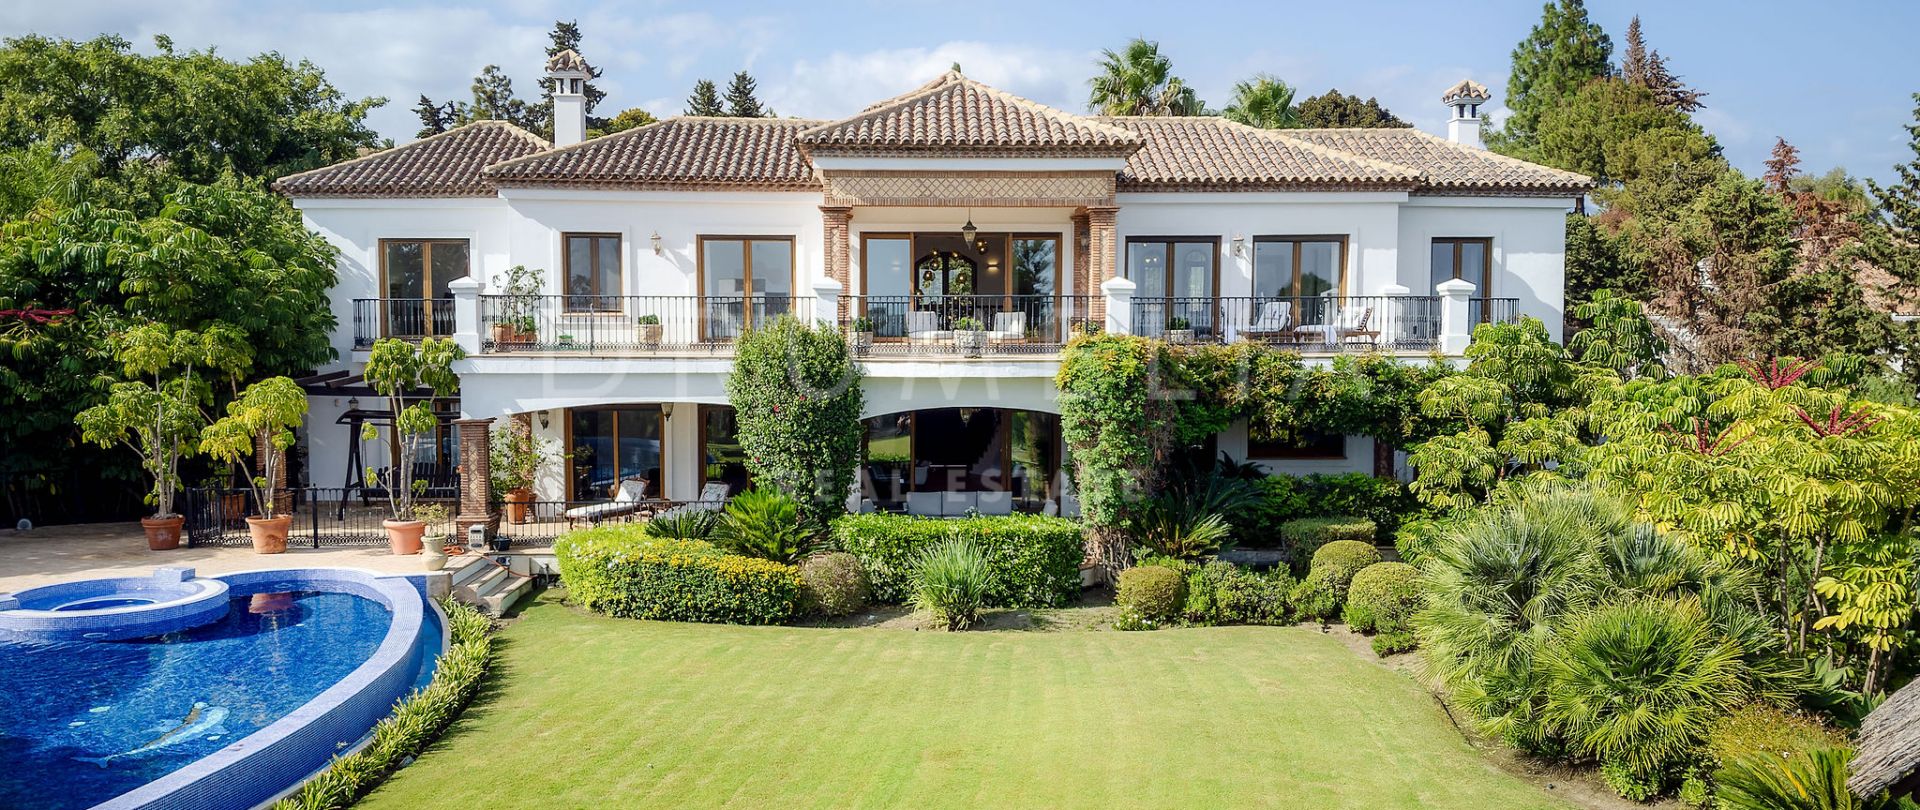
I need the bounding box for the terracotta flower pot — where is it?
[247,515,292,554]
[384,519,426,555]
[140,515,184,551]
[505,488,534,524]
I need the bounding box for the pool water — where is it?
[53,597,158,611]
[0,591,398,810]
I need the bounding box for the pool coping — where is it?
[90,568,431,810]
[0,568,232,643]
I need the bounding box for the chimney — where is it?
[1441,79,1491,149]
[545,49,591,147]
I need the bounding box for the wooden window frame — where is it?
[562,405,666,503]
[561,232,622,313]
[377,238,470,337]
[697,235,796,337]
[1251,235,1350,298]
[1125,236,1221,330]
[697,404,753,495]
[1432,237,1495,322]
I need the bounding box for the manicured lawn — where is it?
[362,591,1565,810]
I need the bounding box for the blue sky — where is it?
[7,1,1918,183]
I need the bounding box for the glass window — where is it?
[568,406,663,502]
[863,414,913,511]
[381,239,467,337]
[1247,431,1346,460]
[563,234,621,311]
[1126,241,1170,298]
[1254,237,1345,299]
[701,406,752,497]
[1432,238,1493,322]
[700,237,793,340]
[1010,238,1057,297]
[863,237,913,339]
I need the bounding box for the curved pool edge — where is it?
[90,568,439,810]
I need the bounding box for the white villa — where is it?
[274,52,1589,529]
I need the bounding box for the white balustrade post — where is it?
[1436,278,1477,355]
[1102,276,1136,336]
[1377,284,1409,348]
[811,277,844,330]
[449,275,482,355]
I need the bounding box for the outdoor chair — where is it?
[988,311,1027,343]
[1239,301,1294,342]
[906,310,950,343]
[563,478,654,526]
[650,482,732,523]
[1337,305,1377,345]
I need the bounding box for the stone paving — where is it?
[0,522,446,593]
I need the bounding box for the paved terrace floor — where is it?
[0,523,451,593]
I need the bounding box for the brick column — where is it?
[454,417,496,537]
[1072,209,1090,299]
[1085,205,1119,324]
[820,205,854,322]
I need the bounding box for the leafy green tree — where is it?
[0,34,383,183]
[1533,78,1706,183]
[198,375,307,520]
[1087,38,1204,116]
[412,94,456,138]
[685,79,724,116]
[1859,94,1920,386]
[594,107,658,136]
[1563,213,1641,331]
[1568,289,1666,379]
[1221,74,1297,129]
[456,64,545,133]
[726,316,864,532]
[360,338,463,522]
[1489,0,1614,157]
[1293,90,1409,128]
[724,71,766,118]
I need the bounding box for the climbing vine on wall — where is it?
[727,315,865,533]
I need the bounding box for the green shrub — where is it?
[1713,747,1899,810]
[1278,517,1378,571]
[1234,474,1420,545]
[1116,565,1186,621]
[831,513,1084,608]
[1370,629,1417,656]
[713,489,816,563]
[727,316,865,531]
[1599,757,1666,803]
[271,597,494,810]
[1704,704,1848,771]
[1392,516,1453,567]
[644,509,717,540]
[1289,576,1339,622]
[797,552,870,617]
[913,538,994,630]
[1343,562,1422,634]
[1309,540,1382,596]
[1181,561,1291,625]
[1130,496,1232,560]
[555,526,802,625]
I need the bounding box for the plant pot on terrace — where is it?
[635,315,663,349]
[384,519,426,555]
[951,318,987,357]
[415,503,451,569]
[247,515,291,554]
[504,487,534,524]
[140,516,184,551]
[849,317,876,354]
[1166,318,1195,344]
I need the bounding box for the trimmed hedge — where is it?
[555,526,802,625]
[830,513,1084,608]
[1343,562,1421,634]
[1309,540,1382,596]
[1186,561,1293,626]
[1233,473,1421,544]
[1277,517,1378,570]
[272,597,495,810]
[1116,565,1185,620]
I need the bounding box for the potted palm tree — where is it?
[199,376,308,554]
[490,418,559,524]
[849,316,876,354]
[362,337,464,554]
[1167,316,1195,344]
[635,314,663,348]
[951,316,986,357]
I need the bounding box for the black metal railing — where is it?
[478,294,796,353]
[1130,295,1517,351]
[839,294,1096,356]
[182,486,460,548]
[353,298,455,349]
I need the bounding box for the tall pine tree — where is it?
[412,94,455,138]
[545,20,607,131]
[685,79,724,116]
[1490,0,1613,157]
[725,71,766,117]
[1620,16,1705,113]
[459,64,545,133]
[1859,94,1920,384]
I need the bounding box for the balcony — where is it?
[478,294,797,353]
[352,298,455,349]
[837,294,1097,357]
[1127,295,1519,352]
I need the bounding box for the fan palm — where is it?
[1088,38,1205,116]
[1221,74,1299,129]
[1715,747,1908,810]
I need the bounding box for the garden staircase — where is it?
[448,554,532,615]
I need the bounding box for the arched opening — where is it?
[861,407,1064,516]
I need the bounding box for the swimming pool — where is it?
[0,569,442,810]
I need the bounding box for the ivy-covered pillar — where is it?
[454,416,495,537]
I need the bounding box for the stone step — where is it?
[481,574,533,615]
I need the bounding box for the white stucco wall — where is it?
[1398,197,1570,341]
[1114,192,1407,298]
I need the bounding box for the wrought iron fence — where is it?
[478,294,796,353]
[352,298,455,349]
[839,294,1096,356]
[492,498,677,546]
[1129,295,1514,351]
[182,486,459,548]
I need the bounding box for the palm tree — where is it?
[1221,74,1299,129]
[1088,38,1205,116]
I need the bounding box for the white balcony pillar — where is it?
[811,277,844,330]
[449,275,482,355]
[1377,284,1409,349]
[1102,276,1136,336]
[1437,277,1476,355]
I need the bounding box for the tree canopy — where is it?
[1489,0,1613,157]
[1221,74,1298,129]
[724,71,768,118]
[685,80,723,116]
[1087,38,1204,116]
[1293,90,1410,128]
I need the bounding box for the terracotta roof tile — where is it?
[1284,128,1593,194]
[1099,116,1422,190]
[797,71,1142,156]
[483,117,824,190]
[273,121,547,198]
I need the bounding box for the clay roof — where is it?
[545,48,590,75]
[272,120,548,198]
[1098,116,1422,191]
[1443,79,1492,104]
[797,71,1142,156]
[483,117,825,190]
[1285,127,1593,194]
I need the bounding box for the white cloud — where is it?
[763,41,1093,120]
